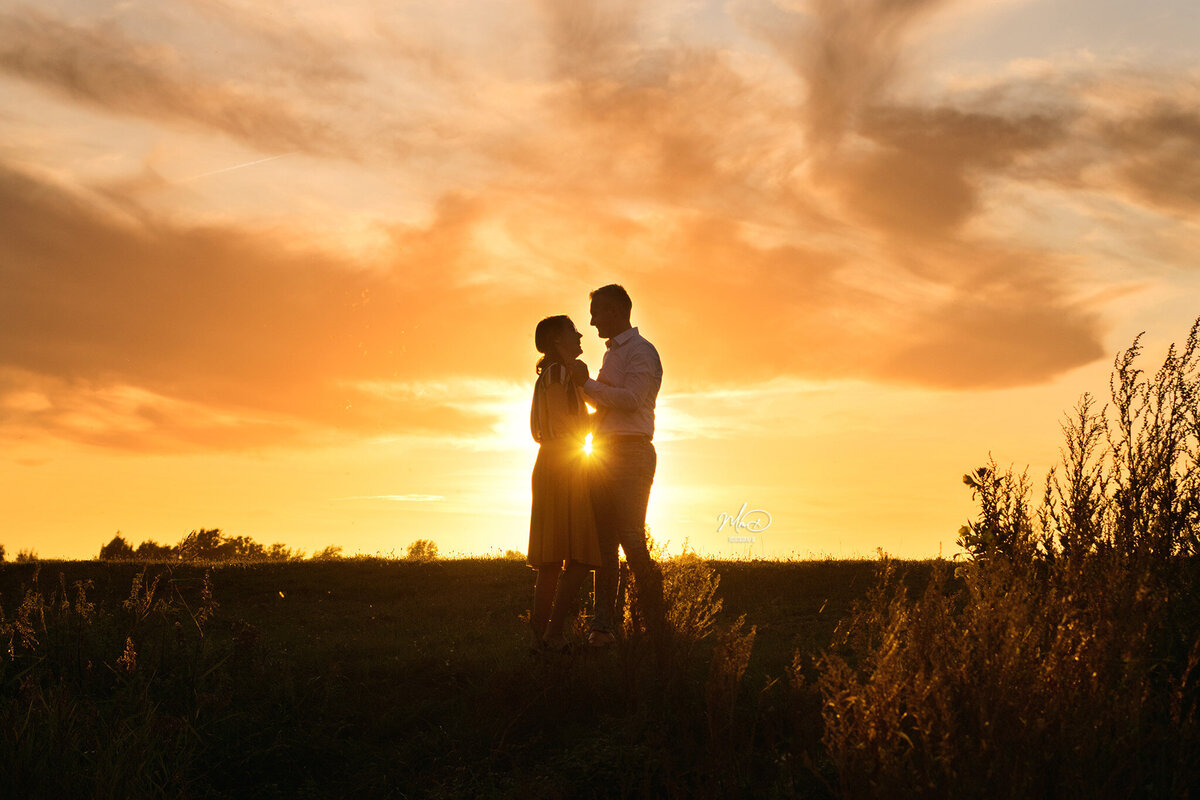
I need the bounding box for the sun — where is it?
[583,432,594,455]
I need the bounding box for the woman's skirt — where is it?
[527,439,601,568]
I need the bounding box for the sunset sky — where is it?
[2,0,1199,560]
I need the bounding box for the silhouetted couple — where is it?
[526,284,668,655]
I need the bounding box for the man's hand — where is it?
[569,359,589,385]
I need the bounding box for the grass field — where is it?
[4,553,1196,799]
[0,556,921,799]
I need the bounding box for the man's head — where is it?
[589,284,633,340]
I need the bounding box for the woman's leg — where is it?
[545,561,591,643]
[531,565,562,645]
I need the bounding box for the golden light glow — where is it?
[583,432,593,456]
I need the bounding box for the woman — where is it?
[527,315,600,652]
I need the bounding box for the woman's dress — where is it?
[527,362,600,568]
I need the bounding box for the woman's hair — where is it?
[534,315,574,375]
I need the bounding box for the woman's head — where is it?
[535,315,583,374]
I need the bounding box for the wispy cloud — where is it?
[0,8,352,158]
[735,0,956,148]
[336,494,444,502]
[180,153,293,182]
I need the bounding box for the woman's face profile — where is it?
[555,322,583,361]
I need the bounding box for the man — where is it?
[571,284,668,650]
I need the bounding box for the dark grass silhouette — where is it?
[1,556,887,798]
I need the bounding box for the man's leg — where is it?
[590,471,620,636]
[611,442,667,640]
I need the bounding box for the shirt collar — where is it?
[605,326,639,350]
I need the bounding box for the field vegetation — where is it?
[817,320,1200,798]
[1,554,889,798]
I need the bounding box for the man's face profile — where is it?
[589,297,617,339]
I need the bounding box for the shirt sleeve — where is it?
[583,348,662,412]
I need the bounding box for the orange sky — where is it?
[2,0,1199,560]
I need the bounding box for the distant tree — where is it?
[266,543,297,561]
[312,545,344,561]
[0,543,6,562]
[224,534,265,561]
[405,539,439,562]
[135,540,175,560]
[174,529,302,562]
[503,549,525,561]
[16,548,38,563]
[177,529,230,561]
[99,533,135,560]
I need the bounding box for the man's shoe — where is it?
[587,630,616,648]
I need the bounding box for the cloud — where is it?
[538,0,642,83]
[822,104,1070,239]
[631,212,1106,389]
[177,0,366,84]
[0,132,1115,459]
[871,245,1106,387]
[7,0,1197,453]
[1100,101,1200,215]
[0,163,546,449]
[0,7,352,158]
[0,367,302,452]
[735,0,956,148]
[335,494,444,502]
[511,0,1110,388]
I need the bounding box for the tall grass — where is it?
[1,553,784,799]
[818,319,1200,798]
[1,565,224,797]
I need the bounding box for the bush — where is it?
[405,539,439,562]
[663,550,723,651]
[178,529,271,562]
[99,534,135,560]
[819,319,1200,798]
[616,533,724,654]
[311,545,344,561]
[135,540,176,560]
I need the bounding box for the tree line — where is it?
[90,530,441,562]
[96,529,338,562]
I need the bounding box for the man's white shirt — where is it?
[582,327,662,439]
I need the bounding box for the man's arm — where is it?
[582,350,662,412]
